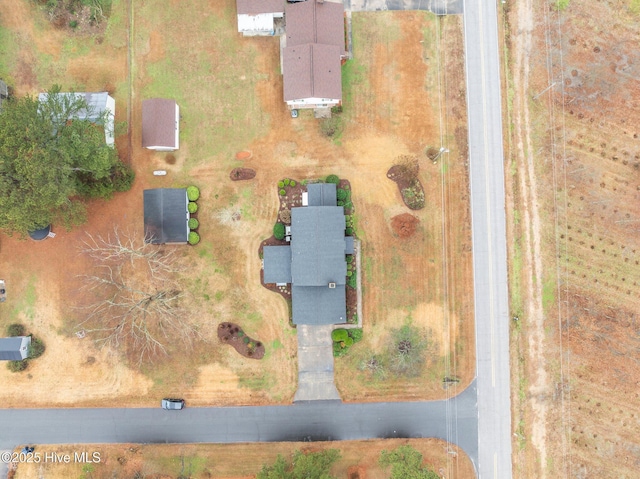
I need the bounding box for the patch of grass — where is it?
[11,277,37,321]
[555,0,570,11]
[542,278,555,312]
[631,0,640,14]
[238,372,275,390]
[154,454,207,477]
[0,26,19,80]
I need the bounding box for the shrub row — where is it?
[187,186,201,245]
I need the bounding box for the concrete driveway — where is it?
[293,325,341,402]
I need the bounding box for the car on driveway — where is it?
[161,398,185,410]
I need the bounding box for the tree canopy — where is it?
[0,86,133,235]
[257,449,340,479]
[379,445,440,479]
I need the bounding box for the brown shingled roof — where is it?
[142,99,177,149]
[285,0,345,52]
[236,0,284,15]
[283,43,342,102]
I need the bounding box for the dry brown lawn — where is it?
[506,0,640,476]
[0,1,474,410]
[10,439,475,479]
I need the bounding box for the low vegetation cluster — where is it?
[186,185,200,245]
[359,321,428,379]
[332,328,363,357]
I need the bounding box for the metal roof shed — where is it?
[0,336,31,361]
[143,188,189,244]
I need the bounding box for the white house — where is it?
[236,0,284,36]
[142,99,180,151]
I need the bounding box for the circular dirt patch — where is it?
[235,150,252,160]
[165,154,176,165]
[390,213,420,238]
[230,168,256,181]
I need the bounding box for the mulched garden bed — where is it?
[390,213,420,238]
[386,165,426,210]
[230,168,256,181]
[217,322,265,359]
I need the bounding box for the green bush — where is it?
[278,181,285,188]
[346,227,353,236]
[349,328,363,343]
[290,180,296,187]
[69,20,78,28]
[346,270,353,277]
[346,255,354,264]
[347,275,357,288]
[188,231,200,245]
[337,188,347,201]
[188,202,198,214]
[344,337,354,347]
[112,163,135,192]
[7,360,28,373]
[238,331,244,337]
[188,218,199,230]
[301,179,308,186]
[28,336,45,359]
[243,337,250,344]
[187,186,200,201]
[279,189,286,196]
[7,323,26,337]
[331,329,349,342]
[273,222,286,240]
[337,200,344,207]
[284,178,291,186]
[326,174,340,184]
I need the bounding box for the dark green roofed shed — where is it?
[143,188,189,244]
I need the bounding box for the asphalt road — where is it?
[0,382,477,460]
[463,0,513,478]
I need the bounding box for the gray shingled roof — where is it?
[263,246,292,283]
[284,0,346,51]
[307,183,337,206]
[143,189,189,244]
[292,285,346,325]
[0,337,31,361]
[236,0,283,15]
[290,206,346,286]
[345,236,354,254]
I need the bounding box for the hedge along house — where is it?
[263,183,355,325]
[143,188,189,245]
[0,336,31,361]
[236,0,284,36]
[37,92,115,146]
[142,99,180,151]
[282,0,346,110]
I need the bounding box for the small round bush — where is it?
[284,178,291,186]
[238,331,244,337]
[243,337,250,344]
[346,255,354,264]
[273,222,286,240]
[337,200,344,207]
[7,323,26,337]
[337,188,347,201]
[188,231,201,245]
[69,20,78,29]
[290,180,296,187]
[326,174,340,184]
[278,181,285,188]
[345,227,353,236]
[188,202,198,214]
[331,329,349,342]
[187,186,200,201]
[344,337,354,347]
[347,270,353,277]
[279,189,286,196]
[28,336,46,359]
[7,360,28,373]
[188,218,199,230]
[349,328,363,342]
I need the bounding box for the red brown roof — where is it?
[283,43,342,102]
[142,99,178,149]
[285,0,345,52]
[236,0,284,15]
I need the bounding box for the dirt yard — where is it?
[506,0,640,477]
[0,1,473,411]
[10,439,475,479]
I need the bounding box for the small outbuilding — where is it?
[143,188,189,244]
[0,336,31,361]
[236,0,284,36]
[37,91,115,146]
[142,99,180,151]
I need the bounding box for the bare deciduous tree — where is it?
[77,229,198,364]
